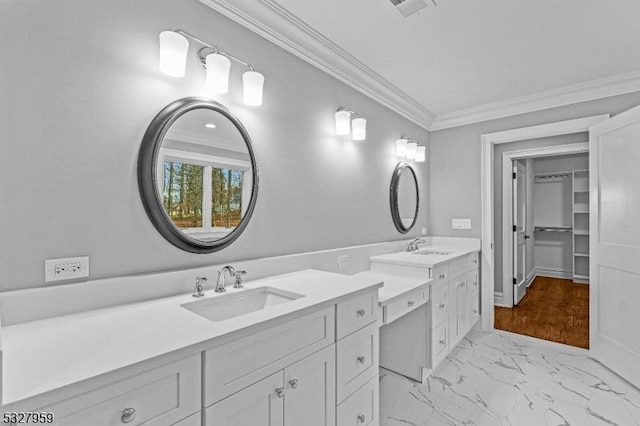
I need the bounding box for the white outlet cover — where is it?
[452,218,472,230]
[45,256,90,282]
[337,255,349,267]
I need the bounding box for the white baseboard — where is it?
[535,268,573,280]
[525,271,536,287]
[494,291,504,306]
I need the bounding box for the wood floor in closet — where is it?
[495,276,589,349]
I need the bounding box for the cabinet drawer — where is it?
[36,355,201,426]
[383,287,428,325]
[336,291,378,339]
[204,306,335,405]
[449,253,479,278]
[336,322,378,403]
[336,376,378,426]
[431,320,449,369]
[469,270,480,293]
[430,284,449,327]
[429,264,449,285]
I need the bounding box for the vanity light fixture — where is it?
[335,108,367,140]
[406,141,418,160]
[158,30,265,106]
[395,138,408,156]
[415,145,426,162]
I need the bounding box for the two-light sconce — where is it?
[334,108,367,141]
[158,30,265,106]
[395,137,426,162]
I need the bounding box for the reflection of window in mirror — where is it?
[398,168,418,228]
[158,148,253,241]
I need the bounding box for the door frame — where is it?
[480,114,609,331]
[500,143,589,307]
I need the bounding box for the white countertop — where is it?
[369,244,480,269]
[351,271,431,306]
[0,269,382,406]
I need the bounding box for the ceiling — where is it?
[201,0,640,130]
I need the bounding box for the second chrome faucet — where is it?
[215,265,247,292]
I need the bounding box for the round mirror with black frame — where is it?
[138,97,259,254]
[390,162,419,233]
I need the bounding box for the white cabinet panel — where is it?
[284,345,336,426]
[336,323,378,403]
[206,372,284,426]
[336,377,378,426]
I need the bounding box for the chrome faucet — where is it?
[407,238,427,252]
[193,276,207,297]
[215,265,236,293]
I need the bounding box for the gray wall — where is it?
[0,0,429,291]
[429,91,640,293]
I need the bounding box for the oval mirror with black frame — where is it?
[390,162,419,233]
[138,97,258,254]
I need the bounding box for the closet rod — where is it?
[534,172,572,180]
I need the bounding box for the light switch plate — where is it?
[452,219,472,230]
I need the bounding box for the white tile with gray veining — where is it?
[380,329,640,426]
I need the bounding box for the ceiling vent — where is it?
[387,0,433,18]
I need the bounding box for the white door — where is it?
[590,105,640,389]
[206,371,284,426]
[284,345,336,426]
[513,161,527,305]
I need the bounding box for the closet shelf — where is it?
[534,226,573,233]
[574,252,590,257]
[574,230,590,235]
[534,172,572,180]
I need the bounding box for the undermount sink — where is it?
[181,286,304,322]
[412,250,453,256]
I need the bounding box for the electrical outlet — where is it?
[45,256,89,282]
[337,255,349,268]
[421,227,427,236]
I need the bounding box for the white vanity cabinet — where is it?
[203,290,380,426]
[429,252,480,369]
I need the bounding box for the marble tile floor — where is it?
[380,329,640,426]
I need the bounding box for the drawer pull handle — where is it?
[407,300,415,307]
[439,339,446,346]
[121,408,136,424]
[357,414,366,423]
[357,355,366,364]
[439,274,445,279]
[289,378,299,389]
[439,303,445,309]
[473,282,478,287]
[357,309,366,317]
[276,387,285,398]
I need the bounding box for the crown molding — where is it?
[431,71,640,131]
[198,0,435,130]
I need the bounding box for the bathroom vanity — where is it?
[0,270,382,426]
[361,238,481,382]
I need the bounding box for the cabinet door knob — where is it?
[357,309,366,317]
[439,339,446,346]
[357,355,366,364]
[275,387,285,398]
[439,303,445,309]
[473,309,478,314]
[407,300,415,307]
[121,408,136,424]
[439,274,445,279]
[289,378,299,389]
[357,414,366,423]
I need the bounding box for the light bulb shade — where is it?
[158,31,189,77]
[415,145,426,162]
[206,53,231,94]
[242,71,264,106]
[395,138,408,156]
[352,117,367,141]
[335,110,351,135]
[406,141,418,160]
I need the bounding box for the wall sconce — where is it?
[158,30,265,106]
[335,108,367,140]
[395,136,425,162]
